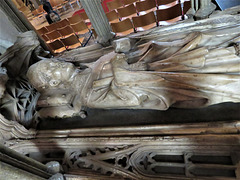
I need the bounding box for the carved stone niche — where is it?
[7,135,240,180]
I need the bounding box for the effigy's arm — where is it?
[148,42,240,73]
[86,53,142,109]
[130,25,240,65]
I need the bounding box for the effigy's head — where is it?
[27,59,76,92]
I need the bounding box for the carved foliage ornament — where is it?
[0,77,40,128]
[0,114,36,142]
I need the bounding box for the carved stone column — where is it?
[190,0,195,11]
[195,0,199,11]
[80,0,114,46]
[187,0,196,16]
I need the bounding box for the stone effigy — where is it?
[1,15,240,121]
[27,40,240,119]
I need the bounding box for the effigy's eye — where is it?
[49,80,60,87]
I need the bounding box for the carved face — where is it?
[50,13,60,23]
[27,59,76,92]
[0,67,8,99]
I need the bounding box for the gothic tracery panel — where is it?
[62,145,240,179]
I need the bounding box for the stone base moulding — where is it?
[7,135,240,180]
[36,120,240,138]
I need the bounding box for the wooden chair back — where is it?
[50,0,56,7]
[46,23,61,32]
[57,19,70,28]
[51,0,64,7]
[32,9,38,16]
[156,4,182,22]
[117,3,137,19]
[79,12,89,21]
[45,30,62,41]
[136,0,156,13]
[71,21,89,35]
[41,34,49,42]
[47,39,66,53]
[19,6,31,14]
[106,10,119,23]
[122,0,138,6]
[68,14,82,24]
[107,0,123,11]
[60,34,82,49]
[183,1,191,14]
[132,11,156,30]
[111,18,134,35]
[37,27,48,35]
[37,5,44,14]
[91,28,98,38]
[156,0,178,6]
[57,25,75,37]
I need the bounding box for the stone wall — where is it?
[0,9,19,54]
